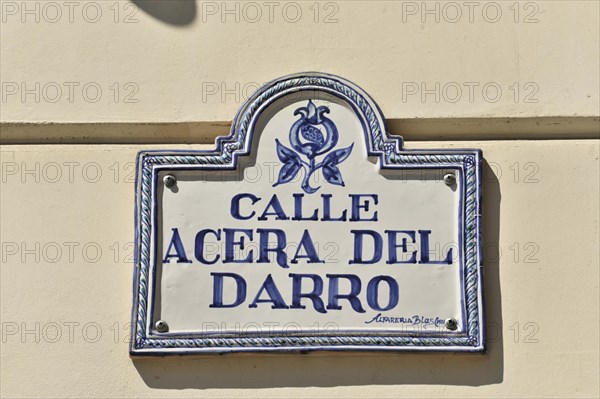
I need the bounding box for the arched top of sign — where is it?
[229,72,398,160]
[141,73,477,170]
[131,73,484,355]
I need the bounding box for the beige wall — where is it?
[1,1,599,398]
[1,0,599,123]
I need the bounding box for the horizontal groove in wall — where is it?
[1,117,598,145]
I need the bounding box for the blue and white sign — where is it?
[130,73,484,355]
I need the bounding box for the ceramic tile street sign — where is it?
[130,73,484,355]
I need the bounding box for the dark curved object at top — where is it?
[132,0,196,26]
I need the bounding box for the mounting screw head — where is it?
[445,318,458,331]
[443,173,456,186]
[155,320,169,333]
[163,174,176,188]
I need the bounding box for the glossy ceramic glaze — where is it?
[130,73,484,355]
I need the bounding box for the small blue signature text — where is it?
[365,313,445,327]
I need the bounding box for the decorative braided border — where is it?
[131,73,483,354]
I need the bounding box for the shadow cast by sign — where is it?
[130,71,502,384]
[132,160,502,387]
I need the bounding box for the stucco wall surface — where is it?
[1,0,599,398]
[0,0,598,123]
[1,141,598,398]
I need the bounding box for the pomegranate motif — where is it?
[274,100,354,194]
